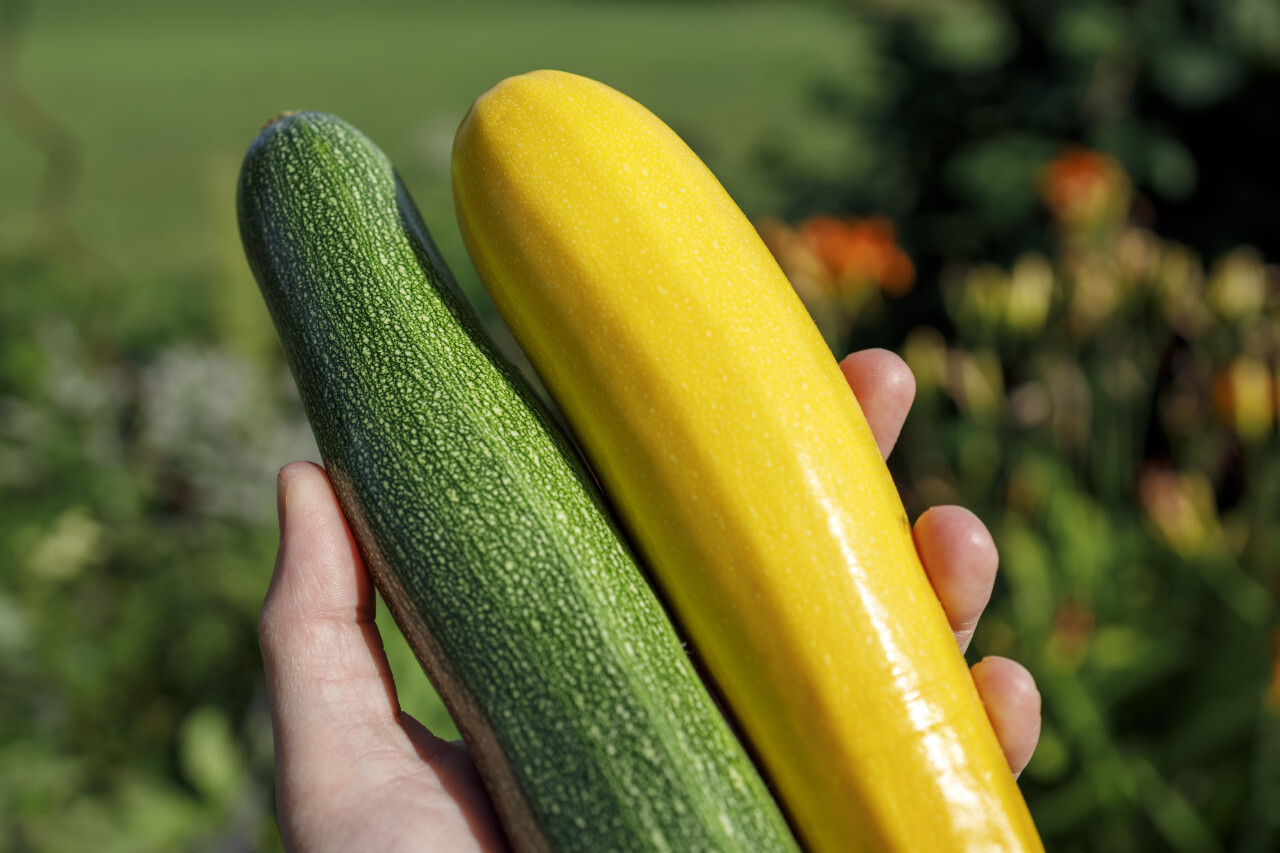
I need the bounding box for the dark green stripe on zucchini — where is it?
[237,111,798,853]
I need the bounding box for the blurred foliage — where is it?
[761,0,1280,290]
[3,0,1280,850]
[0,253,305,849]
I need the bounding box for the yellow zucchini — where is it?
[452,70,1043,852]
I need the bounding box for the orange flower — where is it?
[1039,146,1131,228]
[797,215,915,295]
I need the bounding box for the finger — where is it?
[972,656,1042,777]
[913,505,998,652]
[261,461,401,845]
[261,462,507,851]
[260,461,399,735]
[839,349,916,459]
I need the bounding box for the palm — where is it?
[259,350,1040,851]
[281,708,501,851]
[260,489,503,851]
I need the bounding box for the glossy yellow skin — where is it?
[453,70,1043,853]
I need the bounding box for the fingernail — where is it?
[276,470,288,540]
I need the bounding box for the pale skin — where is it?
[260,349,1042,852]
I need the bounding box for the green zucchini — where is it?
[237,111,799,853]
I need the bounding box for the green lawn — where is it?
[3,0,854,308]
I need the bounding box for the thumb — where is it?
[259,462,508,851]
[259,461,401,741]
[259,461,411,847]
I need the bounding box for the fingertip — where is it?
[914,505,998,650]
[972,656,1042,777]
[262,460,370,646]
[838,349,916,458]
[915,504,999,579]
[277,460,328,515]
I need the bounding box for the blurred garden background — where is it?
[2,0,1279,849]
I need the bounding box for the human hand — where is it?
[259,348,1040,852]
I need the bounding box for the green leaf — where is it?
[914,2,1018,72]
[1151,43,1243,109]
[177,706,245,805]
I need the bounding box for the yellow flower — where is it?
[1137,466,1222,557]
[1213,356,1275,441]
[1006,253,1055,334]
[1207,246,1268,322]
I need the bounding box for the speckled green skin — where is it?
[237,112,798,853]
